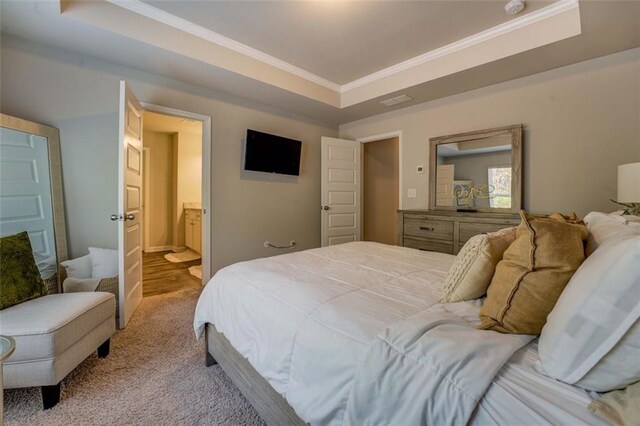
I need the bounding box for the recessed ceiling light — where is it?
[380,94,413,107]
[505,0,526,15]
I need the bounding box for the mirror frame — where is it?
[0,113,68,291]
[429,124,523,214]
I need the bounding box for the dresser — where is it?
[397,210,520,255]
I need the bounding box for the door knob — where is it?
[110,214,121,221]
[322,205,330,211]
[125,214,135,221]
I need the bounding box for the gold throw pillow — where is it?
[479,211,588,334]
[589,381,640,426]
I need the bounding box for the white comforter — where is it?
[194,242,605,425]
[345,303,533,425]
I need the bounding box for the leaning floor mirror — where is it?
[0,113,68,293]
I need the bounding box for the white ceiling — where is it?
[1,1,639,126]
[141,0,552,84]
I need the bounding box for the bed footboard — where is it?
[205,323,306,426]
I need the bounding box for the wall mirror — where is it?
[429,124,523,213]
[0,114,68,293]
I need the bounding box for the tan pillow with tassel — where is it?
[479,211,588,335]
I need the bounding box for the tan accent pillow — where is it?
[479,211,588,334]
[441,227,517,303]
[589,381,640,426]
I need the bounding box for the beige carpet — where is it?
[4,288,264,426]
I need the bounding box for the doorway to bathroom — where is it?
[141,110,205,297]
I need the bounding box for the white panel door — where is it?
[321,137,361,247]
[118,81,144,329]
[436,164,455,207]
[0,128,55,260]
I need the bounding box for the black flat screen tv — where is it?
[244,129,302,176]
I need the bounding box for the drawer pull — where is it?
[419,226,435,232]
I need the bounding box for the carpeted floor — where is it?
[4,288,265,426]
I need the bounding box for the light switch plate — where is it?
[407,188,417,198]
[417,165,425,174]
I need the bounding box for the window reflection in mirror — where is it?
[435,134,512,209]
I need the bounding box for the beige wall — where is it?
[341,48,640,217]
[143,130,174,250]
[172,131,203,248]
[363,137,399,245]
[1,37,338,272]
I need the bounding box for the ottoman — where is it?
[0,292,115,408]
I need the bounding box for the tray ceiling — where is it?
[1,0,639,125]
[140,0,553,84]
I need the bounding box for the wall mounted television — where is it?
[243,129,302,176]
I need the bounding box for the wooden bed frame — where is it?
[205,323,306,425]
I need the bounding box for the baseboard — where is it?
[145,245,173,253]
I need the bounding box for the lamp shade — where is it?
[618,162,640,203]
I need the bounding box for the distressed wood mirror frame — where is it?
[0,113,68,292]
[429,124,523,214]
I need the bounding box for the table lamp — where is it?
[612,162,640,215]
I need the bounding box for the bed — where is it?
[194,242,606,425]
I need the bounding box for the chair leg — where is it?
[97,338,110,358]
[205,350,218,367]
[42,383,61,409]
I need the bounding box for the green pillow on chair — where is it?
[0,232,49,310]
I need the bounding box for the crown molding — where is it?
[105,0,579,101]
[105,0,342,92]
[339,0,579,93]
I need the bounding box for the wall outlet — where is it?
[407,188,417,198]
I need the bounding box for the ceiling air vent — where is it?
[380,94,413,107]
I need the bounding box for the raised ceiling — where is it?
[141,0,553,84]
[1,0,639,126]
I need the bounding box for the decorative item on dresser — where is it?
[397,210,520,254]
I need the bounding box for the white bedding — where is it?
[194,242,606,425]
[345,303,534,425]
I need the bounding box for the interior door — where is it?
[117,81,144,328]
[320,137,361,246]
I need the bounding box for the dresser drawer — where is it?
[458,222,516,245]
[403,236,454,254]
[185,209,202,221]
[404,217,453,241]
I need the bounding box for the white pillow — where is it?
[538,229,640,392]
[60,254,93,279]
[88,247,119,279]
[441,227,517,303]
[584,212,640,256]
